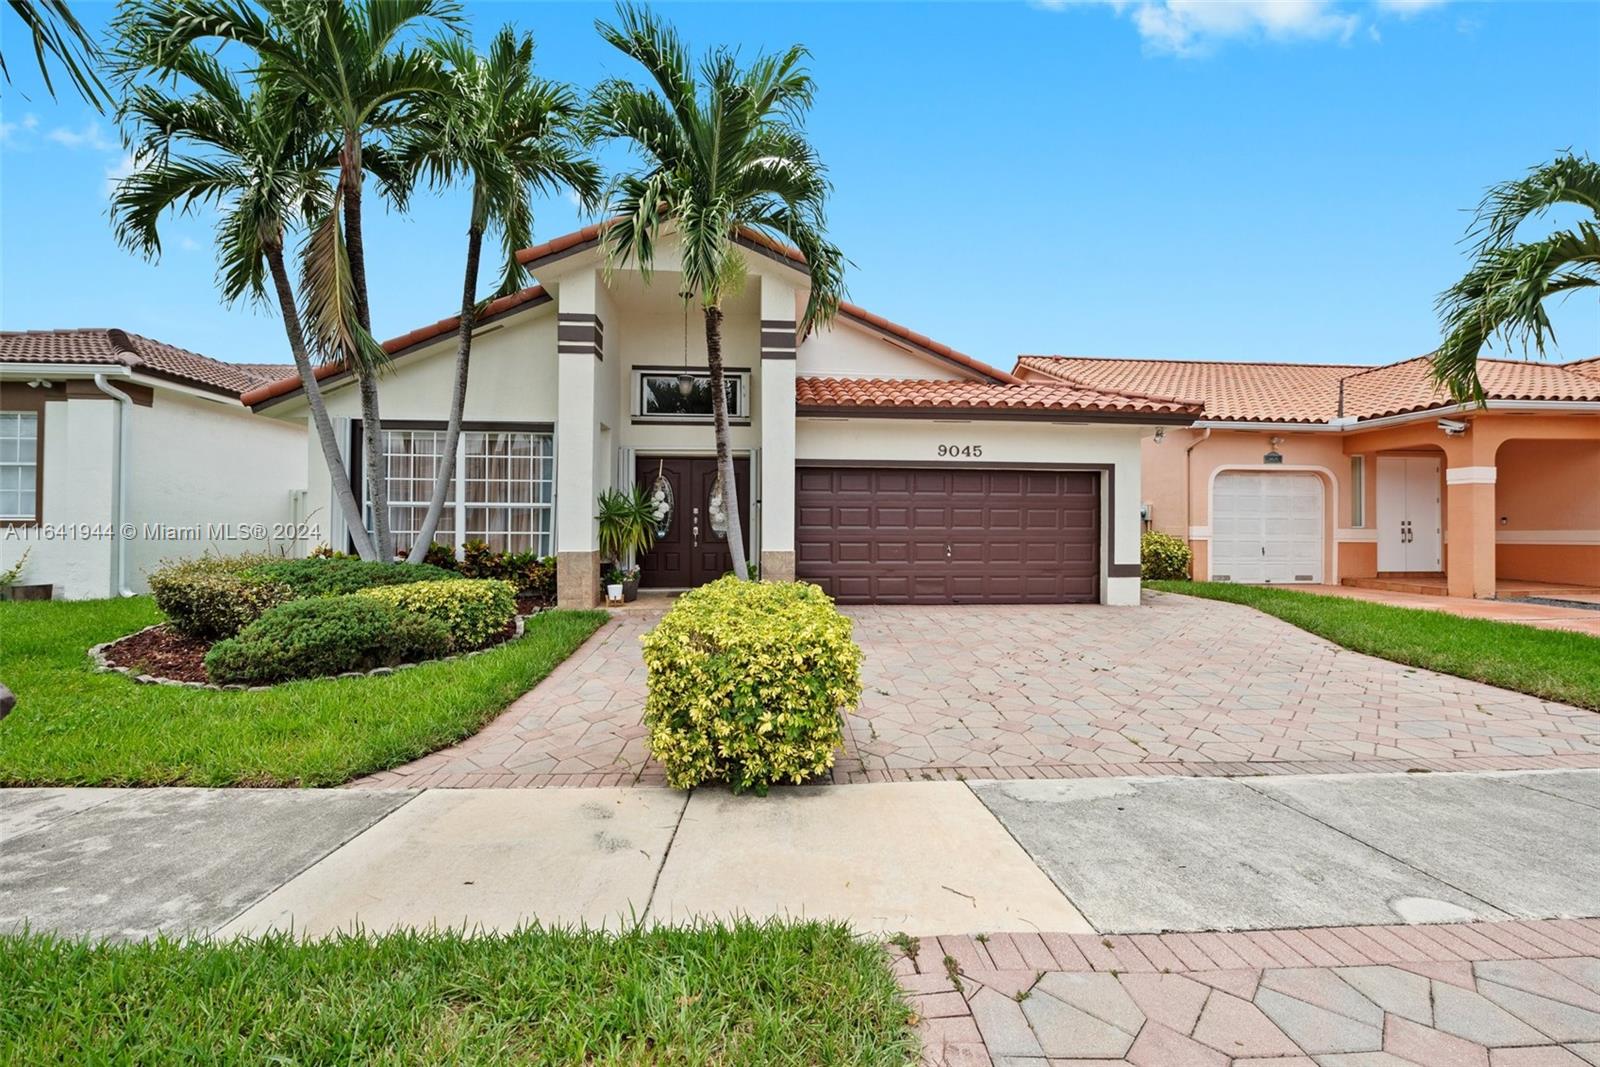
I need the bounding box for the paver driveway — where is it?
[355,592,1600,789]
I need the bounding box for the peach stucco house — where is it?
[1015,354,1600,600]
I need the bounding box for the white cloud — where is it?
[1376,0,1448,14]
[47,121,118,152]
[1042,0,1447,55]
[179,236,202,252]
[0,113,40,147]
[104,152,138,198]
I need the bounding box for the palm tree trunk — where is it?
[340,131,392,559]
[266,243,376,560]
[703,303,748,580]
[407,218,484,563]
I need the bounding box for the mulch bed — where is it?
[101,616,524,687]
[101,625,213,683]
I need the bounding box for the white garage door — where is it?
[1211,471,1324,584]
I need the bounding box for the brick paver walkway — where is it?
[354,594,1600,789]
[900,919,1600,1065]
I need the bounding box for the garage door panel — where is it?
[796,466,1100,604]
[1211,471,1323,585]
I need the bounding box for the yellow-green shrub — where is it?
[640,577,862,794]
[1141,530,1193,580]
[358,579,517,650]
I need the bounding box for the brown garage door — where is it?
[795,466,1100,604]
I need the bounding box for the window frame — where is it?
[357,421,556,558]
[0,408,43,527]
[631,366,751,424]
[1349,455,1366,528]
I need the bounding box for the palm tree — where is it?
[391,28,602,564]
[125,0,460,560]
[108,42,375,557]
[1433,153,1600,401]
[2,1,110,110]
[589,2,845,580]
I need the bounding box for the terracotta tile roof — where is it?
[1342,356,1600,420]
[241,285,551,407]
[0,328,273,397]
[1015,355,1348,423]
[795,375,1201,419]
[1565,356,1600,382]
[1017,354,1600,424]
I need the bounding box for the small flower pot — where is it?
[606,582,624,605]
[0,583,52,602]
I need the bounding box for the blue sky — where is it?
[1,1,1596,370]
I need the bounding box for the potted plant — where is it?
[0,548,49,601]
[602,565,627,605]
[596,485,659,602]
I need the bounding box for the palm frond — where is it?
[1472,152,1600,252]
[297,200,388,373]
[3,0,111,109]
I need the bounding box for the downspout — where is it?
[1183,427,1212,544]
[92,373,136,597]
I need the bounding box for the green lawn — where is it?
[0,922,917,1066]
[0,597,607,787]
[1147,580,1600,710]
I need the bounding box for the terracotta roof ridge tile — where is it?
[1013,361,1203,406]
[1018,353,1369,370]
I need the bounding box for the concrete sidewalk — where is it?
[3,770,1597,942]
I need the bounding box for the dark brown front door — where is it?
[635,455,752,588]
[795,466,1100,604]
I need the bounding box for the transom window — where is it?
[634,369,747,420]
[370,427,554,556]
[0,411,39,522]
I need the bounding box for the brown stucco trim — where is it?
[797,405,1197,426]
[44,379,155,406]
[794,458,1136,589]
[0,385,45,527]
[557,313,605,361]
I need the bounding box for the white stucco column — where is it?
[1104,434,1146,607]
[555,269,604,607]
[757,278,799,581]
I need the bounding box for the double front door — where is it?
[635,455,752,588]
[1376,455,1442,573]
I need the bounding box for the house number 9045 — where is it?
[937,444,983,458]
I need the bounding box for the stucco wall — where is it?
[123,390,307,588]
[2,389,305,599]
[796,418,1148,605]
[1494,438,1600,584]
[2,396,116,599]
[796,319,970,381]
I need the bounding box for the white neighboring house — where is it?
[0,329,307,600]
[246,224,1200,609]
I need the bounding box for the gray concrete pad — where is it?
[221,788,686,937]
[1509,769,1600,812]
[0,788,413,940]
[650,781,1090,935]
[1,787,127,839]
[970,777,1503,933]
[1252,770,1600,919]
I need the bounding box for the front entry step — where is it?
[1343,575,1448,596]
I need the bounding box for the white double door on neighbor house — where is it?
[1211,470,1325,584]
[1376,455,1442,573]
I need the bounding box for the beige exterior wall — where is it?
[3,384,306,599]
[797,320,969,380]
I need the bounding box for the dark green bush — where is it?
[148,555,293,639]
[246,558,458,598]
[1141,530,1193,581]
[204,596,452,685]
[440,540,557,603]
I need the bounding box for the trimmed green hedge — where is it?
[204,596,452,686]
[244,558,459,598]
[640,577,862,794]
[359,579,517,650]
[147,555,292,639]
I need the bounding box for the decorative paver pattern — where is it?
[354,595,1600,789]
[895,920,1600,1066]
